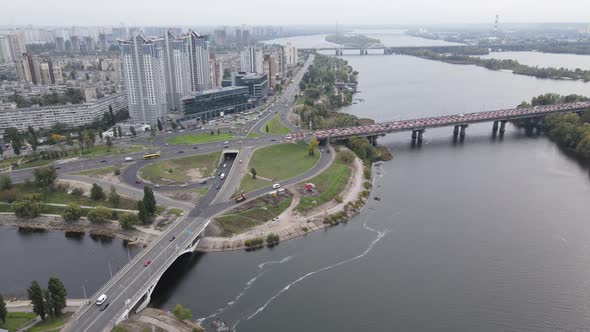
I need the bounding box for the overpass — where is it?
[290,101,590,143]
[301,42,385,55]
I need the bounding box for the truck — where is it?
[235,194,246,203]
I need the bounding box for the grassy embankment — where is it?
[295,150,352,212]
[237,141,319,193]
[139,152,221,185]
[28,313,72,332]
[262,114,291,135]
[166,132,234,145]
[0,312,37,331]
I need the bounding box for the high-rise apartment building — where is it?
[240,46,263,74]
[84,36,95,51]
[119,35,167,124]
[55,37,65,52]
[187,31,210,93]
[70,35,80,51]
[263,54,277,89]
[209,53,223,89]
[8,32,26,59]
[15,53,41,84]
[98,33,108,51]
[284,42,298,66]
[0,35,12,63]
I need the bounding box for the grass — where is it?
[12,158,54,170]
[0,183,138,210]
[0,312,37,332]
[28,313,72,332]
[237,176,273,194]
[78,145,145,158]
[74,165,119,177]
[263,114,291,135]
[215,197,293,237]
[295,155,351,212]
[249,141,319,180]
[139,152,221,185]
[168,208,184,216]
[166,132,234,145]
[247,131,261,138]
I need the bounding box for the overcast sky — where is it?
[1,0,589,26]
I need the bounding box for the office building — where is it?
[119,35,167,124]
[232,72,268,99]
[240,46,263,74]
[181,86,252,122]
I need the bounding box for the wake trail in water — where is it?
[244,221,388,322]
[196,255,294,324]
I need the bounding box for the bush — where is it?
[90,183,106,201]
[244,237,264,247]
[334,195,343,203]
[87,206,112,223]
[339,150,355,164]
[119,213,138,230]
[61,203,82,222]
[363,181,371,189]
[71,187,84,196]
[172,304,192,321]
[33,166,57,188]
[114,169,121,176]
[265,233,280,245]
[55,182,70,192]
[12,195,43,219]
[0,174,12,191]
[0,187,17,203]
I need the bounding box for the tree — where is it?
[150,126,156,136]
[142,186,157,216]
[118,126,123,137]
[108,185,120,207]
[87,206,111,223]
[251,168,257,179]
[90,183,106,201]
[0,144,3,158]
[308,137,319,156]
[265,125,269,133]
[66,133,74,146]
[5,127,21,156]
[0,293,6,323]
[119,213,137,230]
[0,174,12,191]
[47,277,67,316]
[70,70,76,80]
[210,130,214,136]
[85,73,90,80]
[108,105,115,126]
[28,281,46,320]
[106,136,113,148]
[13,195,43,219]
[61,203,81,222]
[137,200,148,224]
[157,119,163,131]
[172,304,192,320]
[43,288,54,318]
[112,126,118,138]
[217,128,221,135]
[26,133,38,151]
[170,121,178,130]
[130,126,137,137]
[33,166,57,188]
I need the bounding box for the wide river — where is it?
[3,31,590,331]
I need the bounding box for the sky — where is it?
[1,0,589,26]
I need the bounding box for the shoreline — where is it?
[197,149,372,252]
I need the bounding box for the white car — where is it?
[272,183,281,189]
[223,163,227,168]
[124,156,134,162]
[96,294,107,306]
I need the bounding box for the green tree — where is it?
[130,126,137,137]
[265,124,269,133]
[142,186,157,216]
[251,168,257,179]
[118,126,123,137]
[172,304,192,320]
[5,127,22,156]
[27,133,38,151]
[108,185,120,207]
[28,281,46,320]
[61,203,81,222]
[42,288,54,318]
[47,277,67,316]
[90,183,106,201]
[137,200,148,224]
[0,174,12,191]
[112,126,118,138]
[13,195,43,218]
[308,137,319,156]
[87,206,111,223]
[106,136,113,148]
[157,119,163,131]
[0,293,6,323]
[66,133,74,146]
[119,213,138,230]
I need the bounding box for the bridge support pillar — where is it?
[368,135,378,146]
[499,120,507,134]
[411,130,418,140]
[459,125,467,139]
[453,125,459,137]
[417,130,424,143]
[492,121,499,133]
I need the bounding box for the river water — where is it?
[3,32,590,331]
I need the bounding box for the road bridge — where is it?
[290,101,590,144]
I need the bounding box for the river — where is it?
[3,32,590,331]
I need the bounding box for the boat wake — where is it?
[242,220,388,324]
[196,255,294,324]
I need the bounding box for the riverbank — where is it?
[115,308,204,332]
[197,147,369,252]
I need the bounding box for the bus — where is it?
[143,151,161,160]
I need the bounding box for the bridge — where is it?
[301,42,386,55]
[290,101,590,144]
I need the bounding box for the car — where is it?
[180,184,188,188]
[272,183,281,189]
[192,146,198,149]
[96,294,107,306]
[223,141,229,144]
[100,160,107,163]
[165,143,169,146]
[178,150,184,153]
[124,156,134,162]
[200,180,207,184]
[239,160,243,163]
[135,179,142,184]
[54,166,61,170]
[270,139,276,142]
[224,145,229,148]
[144,259,151,267]
[169,236,176,242]
[211,175,216,180]
[100,302,110,311]
[223,163,227,168]
[215,184,220,190]
[154,184,160,188]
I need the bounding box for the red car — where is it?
[144,259,151,267]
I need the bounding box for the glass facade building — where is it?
[181,86,253,122]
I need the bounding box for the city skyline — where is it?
[1,0,589,26]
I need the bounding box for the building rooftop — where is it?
[182,86,248,100]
